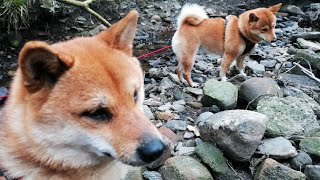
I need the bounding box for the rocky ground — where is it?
[1,0,320,179]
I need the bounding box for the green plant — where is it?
[0,0,31,31]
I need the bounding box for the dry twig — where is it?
[57,0,112,27]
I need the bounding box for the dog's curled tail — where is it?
[176,4,209,27]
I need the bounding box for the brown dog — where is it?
[0,10,165,179]
[172,3,282,86]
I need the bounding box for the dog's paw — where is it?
[217,58,223,64]
[221,76,227,82]
[190,82,200,87]
[239,70,247,77]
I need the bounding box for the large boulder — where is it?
[257,96,319,137]
[201,79,238,110]
[197,110,268,161]
[239,77,282,108]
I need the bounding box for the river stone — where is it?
[143,105,155,119]
[291,151,313,170]
[197,110,268,161]
[300,137,320,159]
[159,156,213,180]
[283,86,320,118]
[239,77,282,108]
[297,38,320,51]
[195,142,240,179]
[196,112,214,124]
[201,79,238,110]
[254,158,306,180]
[143,171,162,180]
[165,120,188,132]
[256,137,297,159]
[257,96,319,137]
[305,165,320,180]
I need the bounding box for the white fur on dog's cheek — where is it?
[258,34,267,41]
[85,134,117,158]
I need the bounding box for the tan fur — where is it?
[0,10,164,179]
[172,3,282,85]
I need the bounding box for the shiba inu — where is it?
[172,3,282,86]
[0,10,165,180]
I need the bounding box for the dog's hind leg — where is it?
[180,45,200,87]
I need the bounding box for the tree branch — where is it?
[57,0,112,27]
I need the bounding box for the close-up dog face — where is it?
[10,10,164,169]
[247,3,282,42]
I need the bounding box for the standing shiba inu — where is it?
[0,10,165,180]
[172,3,282,86]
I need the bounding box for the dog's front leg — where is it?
[236,55,247,77]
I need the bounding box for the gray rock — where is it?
[171,104,185,112]
[168,73,180,83]
[260,59,278,68]
[279,74,320,91]
[149,68,162,79]
[186,101,203,109]
[185,87,203,95]
[195,138,204,146]
[165,120,188,132]
[160,77,175,93]
[292,50,320,71]
[178,147,195,156]
[256,137,297,159]
[159,156,213,180]
[183,132,195,139]
[196,112,214,124]
[143,171,162,180]
[283,5,305,15]
[195,142,240,179]
[197,110,268,161]
[305,165,320,180]
[283,86,320,118]
[239,77,282,108]
[300,137,320,159]
[195,60,209,71]
[257,96,319,137]
[290,32,320,42]
[158,102,171,111]
[291,151,312,170]
[143,105,155,119]
[254,158,306,180]
[247,60,265,74]
[172,100,186,106]
[201,79,238,110]
[297,38,320,51]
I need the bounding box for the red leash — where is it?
[137,45,172,59]
[0,45,172,101]
[0,95,8,99]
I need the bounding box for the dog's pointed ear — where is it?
[268,3,282,14]
[19,41,74,92]
[249,13,259,23]
[97,10,138,56]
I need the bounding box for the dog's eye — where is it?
[134,90,138,103]
[261,28,268,32]
[82,108,113,121]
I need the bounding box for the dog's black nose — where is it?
[137,138,165,163]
